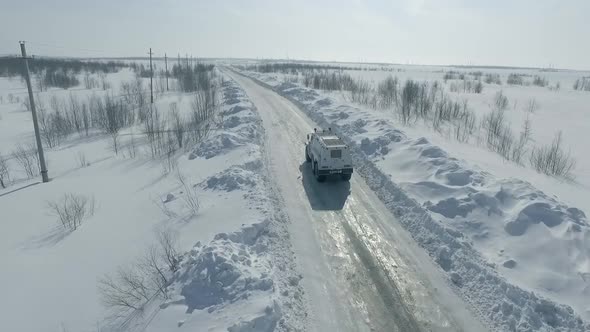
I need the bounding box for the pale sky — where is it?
[1,0,588,70]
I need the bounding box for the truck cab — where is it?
[305,128,353,182]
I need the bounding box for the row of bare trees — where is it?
[265,67,577,179]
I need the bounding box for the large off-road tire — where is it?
[341,173,352,181]
[314,162,326,182]
[305,146,311,162]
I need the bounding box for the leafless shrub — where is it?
[125,133,138,159]
[98,229,180,314]
[350,79,373,106]
[377,75,399,109]
[12,143,40,178]
[161,133,179,175]
[185,89,216,147]
[525,98,539,113]
[511,117,532,164]
[493,91,509,112]
[98,263,154,313]
[481,108,514,160]
[507,74,525,85]
[449,79,483,93]
[532,76,548,87]
[83,71,99,89]
[177,171,199,216]
[47,193,95,231]
[99,95,129,154]
[77,152,88,168]
[484,73,502,84]
[68,93,83,135]
[529,131,576,178]
[99,73,110,90]
[0,152,10,188]
[573,77,590,91]
[156,230,180,273]
[38,96,72,148]
[144,105,166,157]
[454,109,476,143]
[169,103,185,149]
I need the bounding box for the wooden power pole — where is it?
[164,53,169,91]
[19,41,49,183]
[148,48,154,104]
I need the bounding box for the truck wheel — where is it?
[305,147,311,162]
[314,163,326,182]
[341,174,351,181]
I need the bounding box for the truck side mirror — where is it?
[307,134,310,140]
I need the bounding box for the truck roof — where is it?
[316,133,346,147]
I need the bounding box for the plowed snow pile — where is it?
[241,71,590,331]
[147,78,306,332]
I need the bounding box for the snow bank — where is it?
[240,70,590,331]
[203,164,259,192]
[190,80,263,160]
[228,302,281,332]
[150,76,306,332]
[171,220,274,313]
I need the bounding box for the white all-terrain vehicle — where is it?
[305,128,353,182]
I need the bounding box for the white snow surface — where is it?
[0,71,305,331]
[239,68,590,332]
[147,79,306,332]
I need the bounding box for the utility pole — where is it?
[164,53,169,91]
[148,48,154,104]
[19,41,49,183]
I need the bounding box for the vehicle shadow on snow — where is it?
[299,162,350,211]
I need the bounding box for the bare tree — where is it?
[169,103,185,149]
[47,193,96,231]
[525,98,538,113]
[102,96,125,154]
[529,131,576,178]
[68,93,82,135]
[98,264,153,313]
[157,229,180,272]
[176,171,199,216]
[493,91,509,112]
[0,152,10,188]
[511,116,532,164]
[98,229,180,314]
[12,143,40,178]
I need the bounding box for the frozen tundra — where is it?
[305,128,353,182]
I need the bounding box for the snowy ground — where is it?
[2,59,589,332]
[236,65,590,331]
[0,68,304,331]
[225,69,487,332]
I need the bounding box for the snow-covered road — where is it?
[225,70,487,332]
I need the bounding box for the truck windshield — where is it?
[330,150,342,158]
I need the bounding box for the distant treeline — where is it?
[247,63,362,74]
[0,57,127,77]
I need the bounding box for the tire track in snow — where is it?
[225,68,445,332]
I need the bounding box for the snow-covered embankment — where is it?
[148,77,306,332]
[237,70,590,332]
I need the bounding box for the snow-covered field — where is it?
[0,66,304,331]
[236,64,590,331]
[2,58,589,332]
